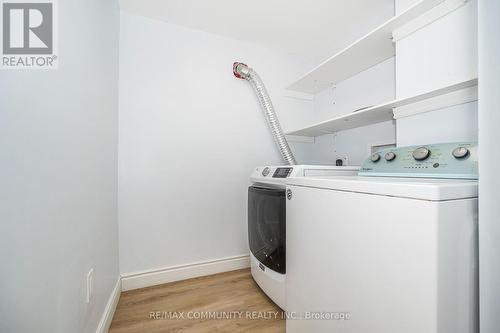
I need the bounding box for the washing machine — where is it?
[248,165,359,309]
[285,143,478,333]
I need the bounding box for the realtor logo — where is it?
[1,0,57,69]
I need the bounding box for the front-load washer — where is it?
[248,165,359,310]
[285,143,478,333]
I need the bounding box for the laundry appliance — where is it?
[248,165,358,310]
[285,143,478,333]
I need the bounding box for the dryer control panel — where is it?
[360,142,478,179]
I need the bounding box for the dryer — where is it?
[285,143,478,333]
[248,165,358,309]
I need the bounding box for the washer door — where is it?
[248,185,286,274]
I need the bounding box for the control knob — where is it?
[412,147,431,161]
[385,152,396,161]
[262,167,270,177]
[371,153,381,162]
[452,147,470,159]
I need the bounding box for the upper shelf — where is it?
[286,78,478,137]
[286,0,447,94]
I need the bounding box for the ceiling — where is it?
[119,0,394,63]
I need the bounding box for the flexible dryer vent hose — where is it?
[233,62,297,165]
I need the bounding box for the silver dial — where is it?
[371,153,381,162]
[385,152,396,161]
[452,147,469,159]
[262,167,270,177]
[412,147,431,161]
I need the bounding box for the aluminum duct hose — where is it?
[233,62,297,165]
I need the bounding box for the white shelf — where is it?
[286,78,478,137]
[286,0,447,94]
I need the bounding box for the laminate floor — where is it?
[109,269,285,333]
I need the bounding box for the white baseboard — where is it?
[96,277,121,333]
[94,255,250,331]
[121,254,250,292]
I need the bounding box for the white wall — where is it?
[291,120,396,166]
[313,57,395,123]
[396,101,478,146]
[329,121,396,165]
[0,0,120,332]
[395,0,478,145]
[118,12,316,275]
[306,57,396,165]
[478,0,500,332]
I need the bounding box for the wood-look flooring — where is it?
[109,269,284,333]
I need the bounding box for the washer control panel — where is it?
[360,142,478,179]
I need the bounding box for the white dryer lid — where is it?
[287,176,478,201]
